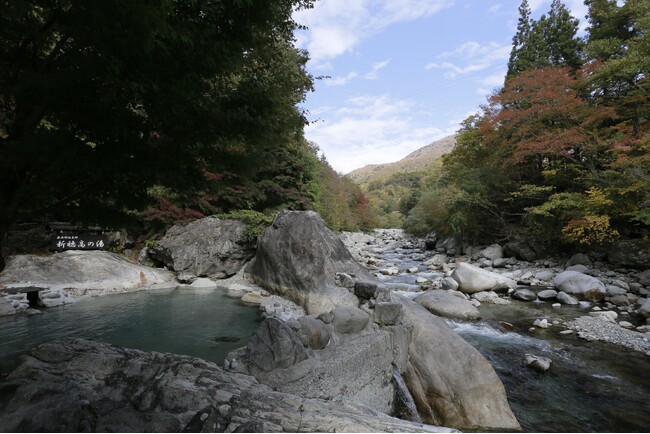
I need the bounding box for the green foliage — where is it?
[0,0,315,268]
[211,210,275,243]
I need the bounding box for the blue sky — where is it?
[293,0,589,173]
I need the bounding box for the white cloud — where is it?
[425,41,511,78]
[304,94,456,173]
[325,71,359,87]
[294,0,455,64]
[364,59,390,80]
[488,3,503,14]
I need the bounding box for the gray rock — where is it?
[0,339,455,433]
[441,276,459,291]
[296,316,331,350]
[335,272,356,288]
[609,295,630,306]
[557,291,579,305]
[473,291,510,305]
[425,254,448,268]
[537,289,558,301]
[567,253,592,266]
[247,211,369,315]
[492,258,508,268]
[606,285,627,296]
[534,270,555,282]
[330,306,369,334]
[414,290,480,320]
[553,271,606,301]
[608,240,650,268]
[374,302,403,325]
[638,270,650,287]
[566,264,589,273]
[354,280,378,299]
[525,354,552,372]
[513,288,537,302]
[247,318,308,372]
[450,262,516,294]
[639,298,650,318]
[398,297,520,431]
[149,218,255,278]
[0,251,175,295]
[137,247,155,267]
[480,244,503,260]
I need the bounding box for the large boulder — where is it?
[398,297,520,431]
[608,239,650,269]
[238,322,412,416]
[0,251,174,295]
[247,211,372,315]
[450,263,517,294]
[479,244,503,261]
[149,217,254,278]
[414,290,480,320]
[553,271,606,301]
[0,339,455,433]
[246,318,308,373]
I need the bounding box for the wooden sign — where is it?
[51,234,108,252]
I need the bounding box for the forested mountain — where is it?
[345,136,455,228]
[405,0,650,251]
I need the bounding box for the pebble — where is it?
[533,318,549,328]
[552,303,561,308]
[560,330,574,335]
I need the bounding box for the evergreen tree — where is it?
[545,0,583,69]
[507,0,533,77]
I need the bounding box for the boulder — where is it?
[504,235,546,262]
[247,318,308,372]
[414,290,480,320]
[473,291,510,305]
[534,270,555,282]
[451,263,516,294]
[240,291,263,305]
[525,354,551,372]
[187,277,217,289]
[296,316,331,350]
[553,271,606,301]
[149,218,254,278]
[441,276,459,291]
[557,291,579,305]
[639,298,650,318]
[480,244,503,261]
[355,280,378,299]
[638,270,650,287]
[330,306,369,334]
[0,251,175,295]
[512,288,537,302]
[608,239,650,269]
[0,339,455,433]
[566,253,592,266]
[398,297,520,431]
[374,302,403,325]
[537,289,558,301]
[247,211,370,315]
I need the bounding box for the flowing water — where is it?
[377,246,650,432]
[0,287,262,375]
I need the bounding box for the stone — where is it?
[473,291,510,305]
[137,247,155,267]
[241,291,263,305]
[533,319,548,328]
[398,297,520,431]
[335,272,356,289]
[609,295,630,306]
[525,354,552,372]
[0,251,175,295]
[513,288,537,302]
[450,263,516,294]
[639,298,650,318]
[225,284,249,298]
[425,254,448,267]
[618,321,634,329]
[296,316,331,350]
[354,281,378,299]
[408,267,419,273]
[187,277,217,289]
[567,253,592,266]
[330,306,369,334]
[606,285,627,296]
[638,270,650,287]
[414,290,480,320]
[588,310,618,323]
[556,291,579,305]
[566,264,589,273]
[534,270,555,281]
[441,276,459,291]
[479,244,503,260]
[537,289,558,301]
[504,235,544,262]
[608,239,650,268]
[247,211,370,316]
[247,318,308,372]
[492,258,508,268]
[0,339,455,433]
[553,271,606,301]
[373,302,402,325]
[149,218,255,278]
[381,267,400,275]
[416,277,429,284]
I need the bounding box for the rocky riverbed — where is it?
[0,212,649,432]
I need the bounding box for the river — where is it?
[0,287,262,375]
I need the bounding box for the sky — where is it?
[293,0,589,174]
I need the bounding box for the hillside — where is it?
[346,135,456,186]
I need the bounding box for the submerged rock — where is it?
[525,354,552,372]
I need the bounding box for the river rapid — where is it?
[362,236,650,433]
